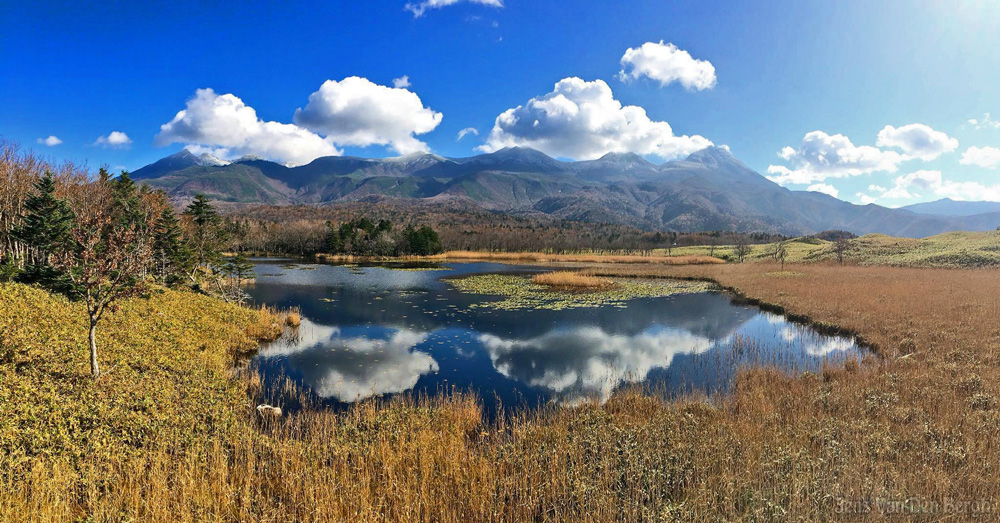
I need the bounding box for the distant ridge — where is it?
[901,198,1000,217]
[131,146,1000,237]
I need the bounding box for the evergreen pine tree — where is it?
[12,172,75,280]
[222,253,254,282]
[183,194,226,278]
[324,221,344,253]
[185,194,220,227]
[152,207,190,285]
[109,170,146,229]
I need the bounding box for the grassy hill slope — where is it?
[662,230,1000,268]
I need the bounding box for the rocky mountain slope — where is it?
[131,146,1000,237]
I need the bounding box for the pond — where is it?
[245,259,863,413]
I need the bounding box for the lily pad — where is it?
[448,274,716,311]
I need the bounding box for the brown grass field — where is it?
[431,250,726,265]
[531,271,615,289]
[316,250,726,266]
[3,262,1000,520]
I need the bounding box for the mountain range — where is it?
[900,198,1000,217]
[132,146,1000,237]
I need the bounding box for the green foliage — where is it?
[813,230,857,242]
[0,258,21,282]
[183,194,227,274]
[11,172,75,271]
[108,170,148,230]
[324,217,444,256]
[324,220,343,253]
[403,225,443,255]
[222,253,254,281]
[152,207,191,286]
[184,193,220,227]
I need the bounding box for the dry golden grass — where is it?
[4,263,1000,520]
[285,310,301,327]
[317,250,725,266]
[428,250,725,265]
[244,305,288,345]
[531,270,615,289]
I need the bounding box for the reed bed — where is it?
[429,250,726,265]
[3,261,1000,520]
[316,250,725,265]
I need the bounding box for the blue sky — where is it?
[2,0,999,205]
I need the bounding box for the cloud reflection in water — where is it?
[258,319,438,402]
[479,326,714,403]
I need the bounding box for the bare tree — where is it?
[834,238,849,265]
[733,236,752,263]
[763,241,780,261]
[776,241,788,270]
[53,175,152,378]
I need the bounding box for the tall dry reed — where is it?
[4,263,1000,520]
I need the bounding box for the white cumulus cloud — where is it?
[881,170,943,199]
[93,131,132,149]
[293,76,443,155]
[767,131,904,186]
[619,41,716,91]
[456,127,478,140]
[875,124,958,161]
[806,183,839,198]
[868,169,1000,202]
[36,135,62,147]
[479,77,712,160]
[404,0,503,18]
[960,146,1000,169]
[392,75,411,89]
[156,88,339,166]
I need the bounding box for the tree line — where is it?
[323,217,443,256]
[220,203,794,256]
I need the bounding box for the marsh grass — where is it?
[243,305,288,348]
[3,262,1000,520]
[316,250,725,266]
[531,271,615,289]
[431,250,725,265]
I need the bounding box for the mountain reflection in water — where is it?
[247,260,863,411]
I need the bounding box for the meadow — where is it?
[660,230,1000,268]
[3,259,999,520]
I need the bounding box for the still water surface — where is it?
[246,260,862,412]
